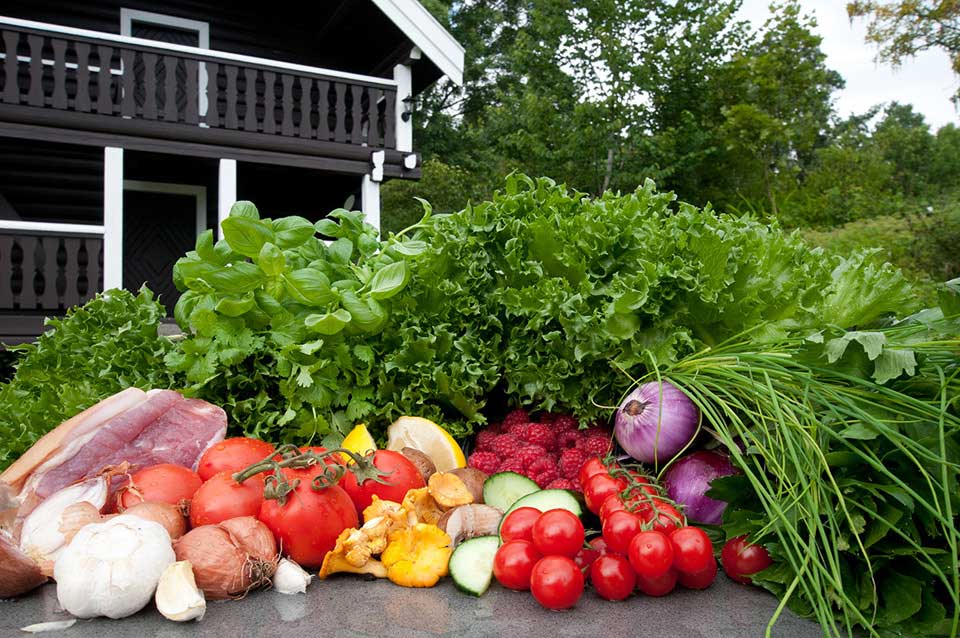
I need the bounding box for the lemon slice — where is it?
[341,423,377,462]
[386,416,466,472]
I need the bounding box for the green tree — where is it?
[872,102,935,197]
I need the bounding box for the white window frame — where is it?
[120,9,210,117]
[122,180,208,239]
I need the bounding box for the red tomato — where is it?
[120,463,202,509]
[590,553,636,601]
[639,499,685,535]
[338,450,424,514]
[190,471,264,527]
[575,536,608,574]
[583,473,627,514]
[532,509,584,558]
[628,530,674,578]
[500,507,541,543]
[578,457,608,488]
[197,438,276,481]
[530,555,585,610]
[493,539,541,590]
[258,467,358,568]
[599,495,626,522]
[721,536,773,584]
[601,510,642,555]
[670,526,713,574]
[636,568,677,597]
[677,557,718,590]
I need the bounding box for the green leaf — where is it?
[254,290,284,316]
[314,218,341,238]
[195,229,216,262]
[872,348,917,384]
[273,216,316,249]
[177,260,265,293]
[282,269,334,306]
[215,292,256,317]
[937,277,960,317]
[304,309,352,335]
[221,216,275,258]
[824,331,886,363]
[877,571,923,625]
[838,422,878,440]
[340,290,386,332]
[390,240,428,256]
[229,200,260,219]
[258,242,285,277]
[328,238,354,265]
[366,261,408,300]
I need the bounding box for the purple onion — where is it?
[663,450,739,525]
[614,380,699,465]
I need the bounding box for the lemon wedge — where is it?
[386,416,466,472]
[341,423,377,462]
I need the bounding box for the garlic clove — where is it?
[272,558,312,594]
[155,561,206,622]
[57,502,103,545]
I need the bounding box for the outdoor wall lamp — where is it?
[401,94,414,122]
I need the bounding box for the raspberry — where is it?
[491,434,521,459]
[498,457,526,474]
[524,423,556,451]
[557,448,587,480]
[538,412,557,424]
[545,478,578,490]
[503,408,530,430]
[505,422,530,441]
[468,451,500,474]
[533,467,559,488]
[555,429,580,450]
[474,429,499,452]
[578,435,612,457]
[526,456,556,480]
[554,415,579,431]
[514,444,548,470]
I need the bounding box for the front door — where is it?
[123,190,197,315]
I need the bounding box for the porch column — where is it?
[361,174,381,235]
[218,158,237,234]
[103,146,123,290]
[393,63,413,153]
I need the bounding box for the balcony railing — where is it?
[0,17,403,169]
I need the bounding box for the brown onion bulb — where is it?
[173,517,277,600]
[122,502,187,541]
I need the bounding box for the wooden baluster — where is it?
[76,239,89,298]
[55,238,67,308]
[96,45,114,114]
[364,87,379,147]
[224,65,238,129]
[162,55,178,121]
[262,71,276,134]
[51,38,68,109]
[10,238,23,309]
[27,35,44,106]
[120,49,134,117]
[243,67,258,131]
[75,43,92,111]
[383,88,396,149]
[299,76,312,138]
[205,61,219,127]
[350,84,363,144]
[142,52,157,119]
[184,58,199,124]
[2,31,19,104]
[317,80,331,141]
[334,82,347,143]
[32,238,46,308]
[280,74,294,136]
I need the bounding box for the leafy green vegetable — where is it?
[0,288,175,470]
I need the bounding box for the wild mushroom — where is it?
[437,504,503,546]
[380,523,452,588]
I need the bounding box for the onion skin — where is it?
[0,531,46,598]
[123,502,187,540]
[614,381,700,465]
[663,451,738,525]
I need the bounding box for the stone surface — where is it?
[0,575,825,638]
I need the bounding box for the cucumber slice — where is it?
[482,471,539,512]
[448,535,500,596]
[502,489,583,520]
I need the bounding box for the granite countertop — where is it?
[1,574,825,638]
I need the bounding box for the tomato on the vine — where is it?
[190,471,265,526]
[530,555,584,610]
[670,526,713,574]
[119,463,201,509]
[493,539,541,591]
[628,530,674,578]
[578,457,609,488]
[601,510,642,555]
[338,449,424,514]
[532,509,584,557]
[583,473,627,514]
[635,568,677,597]
[575,536,608,574]
[639,499,685,535]
[599,495,626,522]
[500,507,541,543]
[721,536,773,585]
[590,553,636,601]
[677,557,717,590]
[197,437,276,481]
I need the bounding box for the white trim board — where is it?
[371,0,465,85]
[123,180,208,238]
[0,220,105,235]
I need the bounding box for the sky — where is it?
[737,0,959,131]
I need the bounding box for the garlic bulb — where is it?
[155,561,206,622]
[20,477,107,563]
[54,515,175,619]
[273,558,312,594]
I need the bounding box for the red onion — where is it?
[614,380,699,464]
[663,451,738,525]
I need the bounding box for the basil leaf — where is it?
[230,200,260,219]
[222,216,274,258]
[282,269,334,306]
[213,238,242,265]
[174,290,202,327]
[205,262,266,293]
[258,242,286,277]
[215,292,256,317]
[367,261,408,300]
[195,229,216,262]
[304,308,352,335]
[315,218,341,238]
[254,290,285,316]
[273,216,316,249]
[341,290,386,332]
[389,240,428,257]
[328,238,354,265]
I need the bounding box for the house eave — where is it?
[370,0,464,85]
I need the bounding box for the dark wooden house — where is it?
[0,1,463,342]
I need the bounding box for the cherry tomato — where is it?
[119,463,202,509]
[583,473,627,514]
[628,530,674,578]
[721,535,773,584]
[532,509,585,558]
[197,438,276,481]
[670,526,714,574]
[590,553,636,601]
[500,507,541,543]
[578,457,608,488]
[338,450,425,514]
[190,471,264,527]
[258,467,358,568]
[530,555,585,610]
[635,568,677,597]
[493,539,541,590]
[677,557,718,590]
[575,536,608,574]
[599,495,626,522]
[602,510,642,554]
[639,499,685,535]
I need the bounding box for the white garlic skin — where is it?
[155,561,206,622]
[273,558,312,594]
